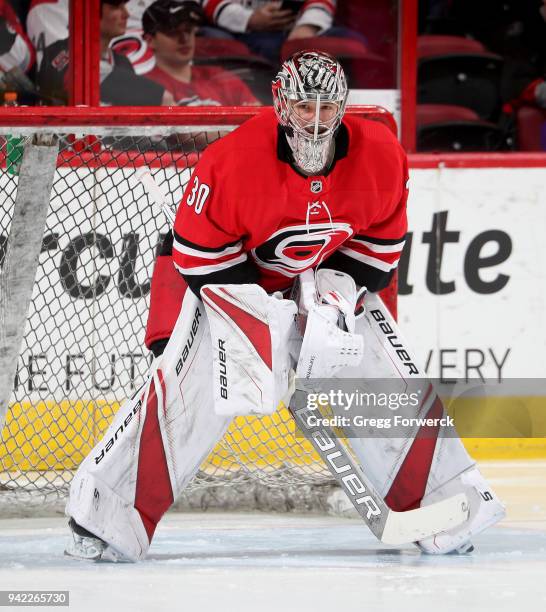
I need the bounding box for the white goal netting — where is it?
[0,109,397,516]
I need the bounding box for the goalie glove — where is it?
[296,269,365,380]
[315,267,365,333]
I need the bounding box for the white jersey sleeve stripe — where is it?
[338,247,400,272]
[349,238,406,254]
[173,239,243,260]
[174,253,248,276]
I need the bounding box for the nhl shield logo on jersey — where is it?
[252,222,352,277]
[310,180,322,194]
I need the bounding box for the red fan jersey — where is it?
[172,108,408,295]
[145,64,258,106]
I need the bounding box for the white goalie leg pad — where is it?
[296,269,364,380]
[315,290,504,551]
[66,471,150,561]
[200,284,297,416]
[66,290,231,560]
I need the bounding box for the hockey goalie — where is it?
[65,50,505,561]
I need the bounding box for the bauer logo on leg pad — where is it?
[94,397,143,465]
[369,308,419,376]
[218,339,228,399]
[175,307,203,377]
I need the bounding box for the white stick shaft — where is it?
[135,168,176,227]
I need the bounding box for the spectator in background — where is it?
[200,0,341,63]
[27,0,155,73]
[111,0,157,74]
[36,0,174,105]
[143,0,258,105]
[0,0,34,99]
[26,0,66,72]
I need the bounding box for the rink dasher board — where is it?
[400,166,546,381]
[2,163,546,462]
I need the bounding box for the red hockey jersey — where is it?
[172,108,408,295]
[145,64,258,107]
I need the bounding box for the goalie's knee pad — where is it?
[144,254,187,350]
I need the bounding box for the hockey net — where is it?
[0,107,397,516]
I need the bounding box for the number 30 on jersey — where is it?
[186,176,211,214]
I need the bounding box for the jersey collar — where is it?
[276,121,350,178]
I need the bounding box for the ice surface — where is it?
[1,461,546,612]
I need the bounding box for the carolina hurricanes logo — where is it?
[252,223,353,276]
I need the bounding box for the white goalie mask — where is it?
[272,50,348,175]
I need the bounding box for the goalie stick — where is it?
[135,167,177,226]
[289,386,470,545]
[136,168,470,547]
[289,388,470,545]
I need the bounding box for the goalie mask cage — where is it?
[0,106,398,516]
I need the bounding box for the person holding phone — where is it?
[199,0,340,63]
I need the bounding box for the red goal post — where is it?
[0,105,398,514]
